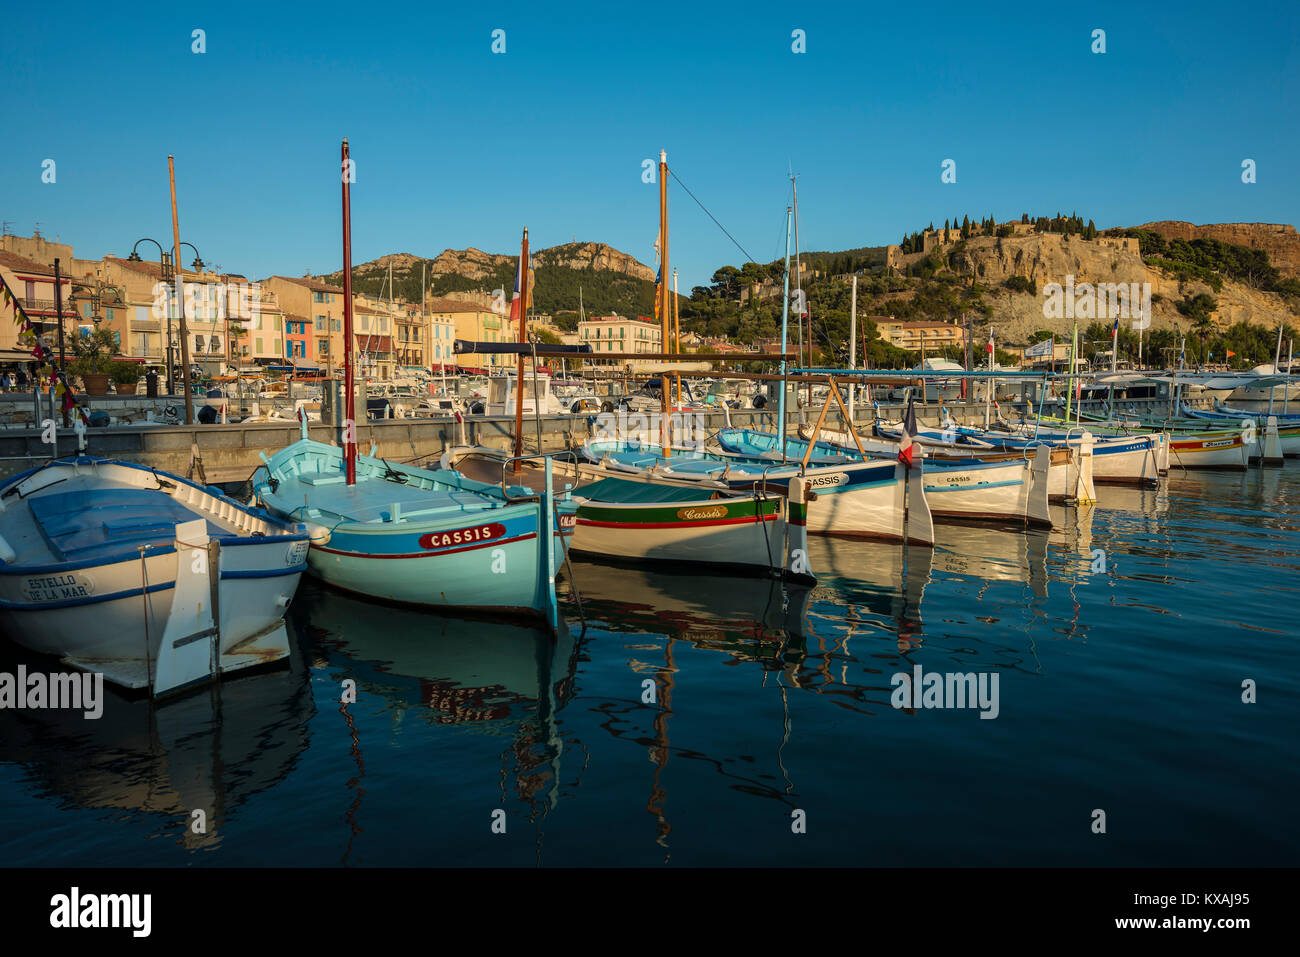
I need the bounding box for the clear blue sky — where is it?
[3,0,1297,291]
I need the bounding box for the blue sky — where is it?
[3,0,1297,291]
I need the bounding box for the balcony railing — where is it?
[17,298,78,316]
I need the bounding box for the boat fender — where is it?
[276,594,293,610]
[303,522,332,546]
[0,533,15,563]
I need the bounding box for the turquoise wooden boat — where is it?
[251,434,563,628]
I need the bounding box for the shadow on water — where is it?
[0,631,314,854]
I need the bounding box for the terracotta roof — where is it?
[103,255,208,281]
[0,250,58,276]
[269,275,346,294]
[885,321,961,330]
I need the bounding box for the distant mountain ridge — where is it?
[321,241,656,317]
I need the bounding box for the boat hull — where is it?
[255,438,560,621]
[304,503,558,615]
[922,453,1052,528]
[0,544,302,661]
[570,486,813,582]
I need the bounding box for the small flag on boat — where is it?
[1112,315,1119,338]
[987,331,994,354]
[509,248,528,323]
[898,396,918,468]
[1226,350,1236,358]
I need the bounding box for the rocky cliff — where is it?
[342,242,653,284]
[1136,222,1300,278]
[937,231,1296,342]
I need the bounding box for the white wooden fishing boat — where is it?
[743,423,1055,530]
[0,457,307,696]
[580,436,934,544]
[565,472,815,582]
[795,423,1081,514]
[899,420,1164,486]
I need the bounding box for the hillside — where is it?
[679,219,1300,368]
[1136,222,1300,278]
[321,242,660,322]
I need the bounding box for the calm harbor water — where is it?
[1,467,1296,867]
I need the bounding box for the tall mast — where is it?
[659,150,671,456]
[341,138,357,485]
[169,155,194,425]
[777,206,792,459]
[672,266,680,405]
[790,175,800,392]
[512,227,529,472]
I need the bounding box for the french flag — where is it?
[898,395,918,468]
[509,250,526,323]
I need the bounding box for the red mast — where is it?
[512,227,529,473]
[341,138,357,485]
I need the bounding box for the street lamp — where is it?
[128,238,173,393]
[177,242,207,378]
[129,238,206,391]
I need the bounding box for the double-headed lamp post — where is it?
[128,238,204,396]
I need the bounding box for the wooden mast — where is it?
[168,156,195,425]
[659,150,671,456]
[673,267,681,405]
[341,138,357,485]
[512,227,529,473]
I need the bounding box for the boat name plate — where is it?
[22,573,96,603]
[419,522,507,550]
[676,505,729,521]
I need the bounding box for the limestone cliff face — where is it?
[361,242,654,283]
[536,242,655,280]
[1137,222,1300,278]
[943,232,1296,342]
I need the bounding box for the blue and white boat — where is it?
[0,457,308,695]
[717,426,1058,527]
[580,436,934,544]
[252,433,564,627]
[251,140,563,629]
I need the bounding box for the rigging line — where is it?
[667,168,757,266]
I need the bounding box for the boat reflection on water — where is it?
[802,537,932,653]
[292,580,580,825]
[0,635,313,851]
[931,522,1050,596]
[568,560,813,657]
[1095,483,1169,516]
[568,561,816,858]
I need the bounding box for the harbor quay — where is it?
[0,399,1016,483]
